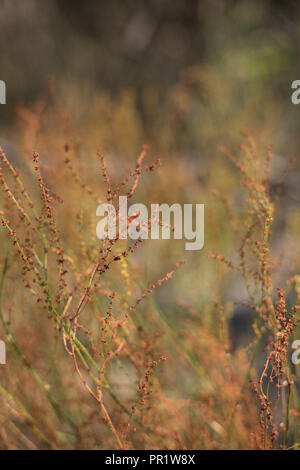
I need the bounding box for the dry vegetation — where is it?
[0,83,299,450]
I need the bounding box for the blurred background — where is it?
[0,0,300,149]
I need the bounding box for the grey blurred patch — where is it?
[123,7,157,58]
[287,171,300,202]
[0,137,22,167]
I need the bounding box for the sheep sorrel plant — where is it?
[0,141,186,449]
[210,133,300,449]
[0,137,183,448]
